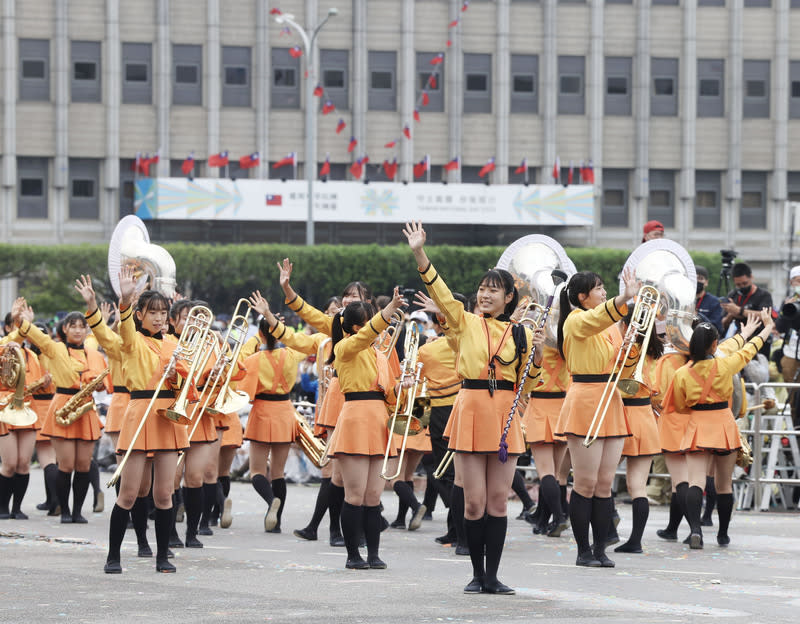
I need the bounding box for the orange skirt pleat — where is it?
[40,393,102,442]
[104,392,131,434]
[523,397,567,445]
[316,378,344,430]
[244,400,296,444]
[681,408,741,453]
[189,411,220,444]
[116,397,189,454]
[555,383,630,440]
[220,412,244,448]
[658,409,691,453]
[329,399,396,458]
[622,404,661,457]
[447,389,525,455]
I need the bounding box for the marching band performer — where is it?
[554,270,637,568]
[404,221,544,595]
[663,309,773,549]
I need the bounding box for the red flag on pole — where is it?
[313,85,323,97]
[208,151,229,168]
[336,118,346,134]
[350,157,364,180]
[567,161,574,186]
[239,152,260,169]
[462,1,470,11]
[478,157,496,178]
[413,156,429,179]
[270,8,282,15]
[552,156,560,183]
[272,152,295,169]
[421,92,430,107]
[319,156,330,178]
[322,100,335,115]
[383,158,398,181]
[181,153,194,175]
[413,109,420,122]
[514,158,527,175]
[582,160,595,184]
[289,46,303,58]
[384,139,397,149]
[443,157,459,172]
[428,74,437,89]
[347,136,358,153]
[430,53,444,66]
[403,125,411,140]
[449,20,459,28]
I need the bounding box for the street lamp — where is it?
[275,8,339,246]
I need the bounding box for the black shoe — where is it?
[605,529,620,546]
[10,510,28,520]
[717,534,730,546]
[367,556,387,569]
[682,534,693,545]
[455,543,470,556]
[482,578,515,595]
[0,511,11,519]
[197,525,213,536]
[208,516,218,528]
[169,534,184,548]
[389,519,406,529]
[463,577,483,593]
[656,528,678,541]
[689,532,704,549]
[60,513,73,524]
[329,534,345,547]
[435,532,456,545]
[516,504,535,520]
[546,519,569,538]
[156,558,176,573]
[594,551,616,568]
[293,527,318,541]
[422,512,433,521]
[265,527,282,534]
[185,535,204,548]
[612,511,620,528]
[104,559,122,574]
[532,520,548,535]
[36,501,49,511]
[614,541,643,554]
[576,551,602,567]
[345,557,369,570]
[138,544,153,557]
[380,514,390,532]
[167,548,174,559]
[701,518,714,527]
[358,534,367,548]
[47,505,61,517]
[72,514,88,524]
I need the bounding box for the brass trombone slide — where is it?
[433,449,454,479]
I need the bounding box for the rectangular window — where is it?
[173,44,202,106]
[790,61,800,118]
[652,58,678,116]
[558,56,585,114]
[694,170,721,228]
[744,0,771,6]
[648,170,675,227]
[601,169,629,227]
[320,49,349,111]
[71,179,95,198]
[369,51,397,111]
[19,39,50,102]
[271,48,300,109]
[122,42,152,104]
[464,53,492,114]
[20,178,44,196]
[743,59,770,118]
[605,57,632,116]
[698,0,725,5]
[222,46,251,107]
[69,159,100,220]
[652,0,679,4]
[17,157,48,219]
[697,59,725,117]
[416,52,445,112]
[71,41,101,103]
[119,158,137,218]
[740,171,767,229]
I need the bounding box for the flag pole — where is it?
[426,154,430,184]
[524,159,529,185]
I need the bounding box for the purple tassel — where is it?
[498,438,509,463]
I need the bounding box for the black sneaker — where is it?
[293,527,318,541]
[656,528,678,541]
[104,559,122,574]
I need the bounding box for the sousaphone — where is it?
[108,215,177,298]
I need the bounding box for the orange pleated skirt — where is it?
[447,388,525,455]
[116,397,189,454]
[6,401,43,433]
[658,408,691,453]
[621,403,661,457]
[681,407,741,453]
[399,427,432,453]
[442,392,463,441]
[244,399,296,444]
[0,421,8,436]
[316,377,344,431]
[328,399,396,458]
[189,411,220,444]
[40,393,103,442]
[104,391,131,434]
[32,396,51,441]
[556,382,630,440]
[523,394,567,445]
[220,412,244,448]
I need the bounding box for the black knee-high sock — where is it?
[328,483,344,536]
[665,486,684,532]
[154,507,172,560]
[184,486,203,538]
[363,505,383,560]
[717,493,734,538]
[560,484,569,516]
[535,494,551,527]
[702,476,717,521]
[271,478,287,527]
[131,496,150,547]
[624,497,649,547]
[675,481,689,525]
[512,470,533,509]
[201,483,217,525]
[686,485,704,534]
[215,480,225,511]
[393,480,419,516]
[591,496,613,558]
[307,478,331,531]
[422,475,438,513]
[71,471,90,518]
[114,479,121,498]
[107,503,129,562]
[464,517,487,579]
[88,460,100,496]
[484,514,508,582]
[43,463,58,508]
[251,474,274,503]
[11,473,30,513]
[340,501,364,560]
[569,491,593,554]
[56,470,72,515]
[451,485,466,546]
[170,492,181,539]
[219,475,231,499]
[539,475,564,522]
[0,474,12,515]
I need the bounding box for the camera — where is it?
[401,287,417,300]
[720,249,738,270]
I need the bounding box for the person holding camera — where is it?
[695,266,724,335]
[721,263,775,358]
[776,266,800,428]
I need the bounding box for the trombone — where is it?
[205,299,252,416]
[583,285,660,448]
[433,449,454,479]
[376,310,404,357]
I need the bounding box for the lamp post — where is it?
[275,8,339,246]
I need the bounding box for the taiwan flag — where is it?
[181,153,195,175]
[208,151,229,168]
[383,158,398,181]
[347,136,358,153]
[336,118,346,134]
[478,157,496,178]
[239,152,260,169]
[443,157,459,172]
[514,158,527,175]
[319,156,331,178]
[266,194,283,206]
[413,155,429,179]
[403,125,411,140]
[272,152,296,169]
[322,100,335,115]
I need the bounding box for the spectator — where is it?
[721,262,775,357]
[642,220,664,243]
[776,265,800,427]
[694,265,724,334]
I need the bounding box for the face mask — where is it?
[696,282,704,295]
[737,286,751,297]
[793,285,800,296]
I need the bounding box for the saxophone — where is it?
[0,373,51,409]
[55,367,111,426]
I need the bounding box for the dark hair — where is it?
[3,313,12,330]
[622,309,665,360]
[258,317,277,350]
[557,272,603,358]
[452,292,467,308]
[134,290,170,332]
[467,293,478,314]
[688,322,719,362]
[324,296,342,312]
[327,301,376,365]
[168,299,193,334]
[342,281,372,303]
[375,295,390,309]
[56,312,88,343]
[732,263,752,279]
[478,268,519,317]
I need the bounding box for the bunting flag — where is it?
[430,53,444,66]
[567,161,574,186]
[428,75,437,89]
[462,1,469,11]
[289,46,303,58]
[350,157,365,180]
[413,155,429,179]
[272,152,295,169]
[447,39,452,48]
[383,158,398,181]
[421,92,430,106]
[384,139,397,149]
[181,153,195,175]
[239,152,260,169]
[208,151,229,168]
[514,158,527,175]
[336,118,346,134]
[449,20,459,28]
[403,125,411,140]
[132,153,142,173]
[581,160,595,184]
[347,136,358,153]
[319,156,331,178]
[552,156,560,183]
[443,157,459,172]
[270,8,282,15]
[413,109,420,122]
[322,100,335,115]
[478,157,496,178]
[313,85,323,97]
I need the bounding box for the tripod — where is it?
[717,266,732,297]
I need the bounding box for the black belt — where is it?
[623,397,652,407]
[344,391,385,402]
[255,393,290,401]
[113,386,130,394]
[572,374,609,383]
[32,393,53,400]
[332,371,338,378]
[56,387,80,395]
[692,401,728,411]
[530,391,567,399]
[130,390,176,400]
[461,379,515,391]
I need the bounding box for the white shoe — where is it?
[220,498,233,529]
[408,504,427,531]
[264,499,281,532]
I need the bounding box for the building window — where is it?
[601,169,629,227]
[698,0,725,5]
[173,44,202,106]
[558,56,585,114]
[19,39,50,102]
[222,46,251,107]
[605,57,632,116]
[320,49,349,110]
[17,158,48,219]
[791,62,800,119]
[744,0,771,6]
[651,58,679,116]
[416,52,445,112]
[511,54,538,114]
[648,170,675,227]
[740,171,767,229]
[271,48,300,109]
[69,159,100,220]
[368,51,397,111]
[274,68,296,87]
[464,53,492,114]
[694,170,721,228]
[743,59,770,118]
[71,41,101,103]
[697,59,725,117]
[122,42,152,104]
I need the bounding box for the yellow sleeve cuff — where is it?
[286,295,304,313]
[418,262,439,287]
[119,306,133,322]
[86,308,103,329]
[270,321,287,341]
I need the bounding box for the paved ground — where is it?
[1,469,799,623]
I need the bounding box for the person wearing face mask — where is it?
[721,263,775,358]
[776,266,800,428]
[694,266,724,335]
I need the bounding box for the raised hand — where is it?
[118,265,138,307]
[382,286,407,320]
[759,307,774,330]
[621,267,638,301]
[99,301,115,325]
[248,290,270,317]
[414,291,441,316]
[11,297,26,324]
[402,221,426,252]
[74,274,98,312]
[21,303,34,324]
[277,258,293,288]
[740,311,760,340]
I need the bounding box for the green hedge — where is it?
[0,243,725,319]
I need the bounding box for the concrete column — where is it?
[726,0,743,247]
[494,0,510,185]
[156,0,170,177]
[399,0,414,181]
[679,0,697,244]
[255,1,269,180]
[773,0,789,242]
[1,0,18,311]
[352,0,367,173]
[54,0,68,242]
[588,0,604,245]
[541,0,557,186]
[448,0,462,183]
[633,0,651,245]
[207,0,220,177]
[104,0,121,234]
